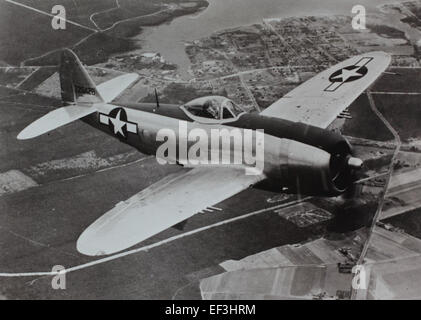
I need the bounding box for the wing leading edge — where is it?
[77,167,265,256]
[260,51,391,128]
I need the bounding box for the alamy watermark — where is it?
[156,121,265,175]
[351,264,367,290]
[352,5,366,30]
[51,265,66,290]
[51,5,66,30]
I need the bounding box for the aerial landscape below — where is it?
[0,0,421,300]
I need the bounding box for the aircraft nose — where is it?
[347,157,363,169]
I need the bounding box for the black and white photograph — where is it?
[0,0,421,303]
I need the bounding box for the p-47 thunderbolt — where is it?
[18,49,391,256]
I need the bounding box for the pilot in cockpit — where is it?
[183,96,245,121]
[203,99,220,119]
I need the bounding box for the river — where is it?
[137,0,411,79]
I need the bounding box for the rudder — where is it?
[60,49,104,105]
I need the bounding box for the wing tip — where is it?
[17,127,35,140]
[17,132,26,140]
[77,227,127,256]
[17,120,48,140]
[76,235,110,256]
[365,50,392,62]
[124,73,140,83]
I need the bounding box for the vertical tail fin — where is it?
[60,49,104,105]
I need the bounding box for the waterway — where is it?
[137,0,411,79]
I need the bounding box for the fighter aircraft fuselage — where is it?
[81,100,359,197]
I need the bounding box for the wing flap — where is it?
[77,167,265,256]
[261,51,391,128]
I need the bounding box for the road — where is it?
[350,90,402,300]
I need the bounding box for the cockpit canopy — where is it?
[182,96,245,122]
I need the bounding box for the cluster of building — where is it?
[81,3,420,111]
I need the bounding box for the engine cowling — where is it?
[235,114,362,197]
[264,138,362,197]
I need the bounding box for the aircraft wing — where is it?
[77,167,265,256]
[260,51,391,128]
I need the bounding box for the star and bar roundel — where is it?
[99,108,138,139]
[324,56,372,92]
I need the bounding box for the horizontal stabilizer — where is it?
[97,73,139,103]
[17,105,97,140]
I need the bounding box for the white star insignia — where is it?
[331,67,362,83]
[99,108,138,137]
[109,110,126,136]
